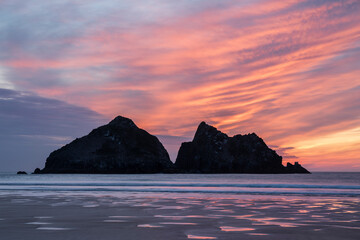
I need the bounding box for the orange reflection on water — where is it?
[220,226,255,232]
[187,235,217,239]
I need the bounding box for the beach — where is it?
[1,193,360,239]
[0,173,359,239]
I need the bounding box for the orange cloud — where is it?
[3,0,360,170]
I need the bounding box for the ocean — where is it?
[1,172,359,197]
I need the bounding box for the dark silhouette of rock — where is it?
[175,122,310,174]
[33,168,41,174]
[286,162,310,173]
[39,116,174,173]
[17,171,27,174]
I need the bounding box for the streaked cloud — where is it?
[0,0,359,171]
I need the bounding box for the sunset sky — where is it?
[0,0,359,172]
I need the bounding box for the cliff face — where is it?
[175,122,310,173]
[40,116,174,173]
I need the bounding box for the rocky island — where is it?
[37,116,174,173]
[175,122,309,173]
[35,116,309,174]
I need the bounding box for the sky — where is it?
[0,0,359,172]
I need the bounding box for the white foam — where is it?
[35,216,53,219]
[26,222,51,225]
[83,204,99,208]
[104,220,127,223]
[137,224,162,228]
[37,227,72,231]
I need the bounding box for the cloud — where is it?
[0,88,107,135]
[0,88,107,171]
[0,0,359,171]
[268,145,298,160]
[0,65,13,89]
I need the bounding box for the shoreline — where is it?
[1,172,359,198]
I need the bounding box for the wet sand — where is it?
[1,194,359,240]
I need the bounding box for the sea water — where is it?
[0,172,359,198]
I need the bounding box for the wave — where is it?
[0,182,359,190]
[0,186,359,197]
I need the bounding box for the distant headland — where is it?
[33,116,310,174]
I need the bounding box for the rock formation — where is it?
[38,116,174,173]
[35,117,310,174]
[285,162,309,173]
[175,122,310,173]
[17,171,27,174]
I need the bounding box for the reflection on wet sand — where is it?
[155,215,217,220]
[2,193,360,240]
[26,222,52,225]
[103,219,127,223]
[37,227,72,231]
[108,215,136,218]
[298,210,309,213]
[248,233,269,236]
[187,235,217,239]
[34,216,53,219]
[160,222,198,225]
[137,224,162,228]
[220,226,255,232]
[233,214,254,219]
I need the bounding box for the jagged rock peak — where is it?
[286,162,310,173]
[195,121,218,135]
[109,116,136,128]
[194,121,228,143]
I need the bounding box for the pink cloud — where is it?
[2,0,360,170]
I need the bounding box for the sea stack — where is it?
[175,122,310,173]
[38,116,174,173]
